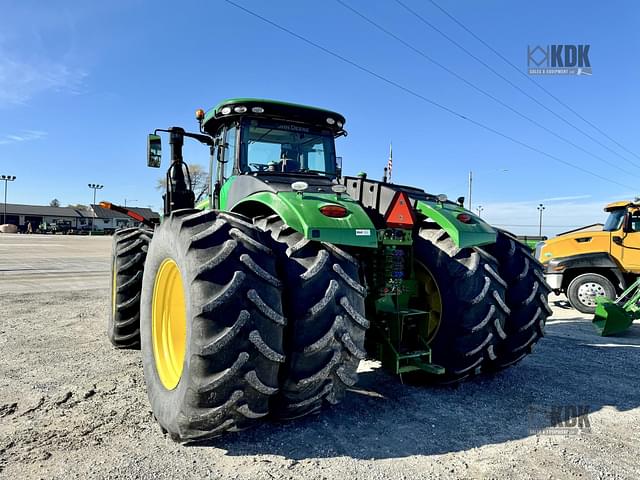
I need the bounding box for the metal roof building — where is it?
[1,203,159,233]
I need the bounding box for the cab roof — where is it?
[604,200,638,211]
[201,98,346,135]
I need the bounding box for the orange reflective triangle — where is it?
[384,191,415,228]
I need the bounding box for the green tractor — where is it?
[108,98,552,442]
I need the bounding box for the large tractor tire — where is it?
[140,209,285,442]
[255,215,368,419]
[108,227,153,348]
[483,231,552,369]
[412,224,509,383]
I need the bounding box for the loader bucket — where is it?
[592,296,634,336]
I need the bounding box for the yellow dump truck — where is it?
[537,200,640,313]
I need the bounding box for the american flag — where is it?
[387,142,393,183]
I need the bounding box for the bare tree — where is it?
[49,198,60,207]
[156,164,209,203]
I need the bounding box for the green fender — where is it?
[415,200,497,249]
[233,191,378,248]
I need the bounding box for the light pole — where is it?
[1,175,16,225]
[477,205,484,217]
[537,203,546,237]
[88,183,104,234]
[124,198,138,207]
[467,171,472,210]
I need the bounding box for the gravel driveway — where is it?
[1,234,639,479]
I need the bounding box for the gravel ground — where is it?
[1,234,639,479]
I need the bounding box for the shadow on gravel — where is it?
[191,316,640,460]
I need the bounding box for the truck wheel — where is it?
[483,231,552,369]
[108,227,152,348]
[255,215,368,419]
[140,210,285,441]
[412,225,509,383]
[567,273,616,314]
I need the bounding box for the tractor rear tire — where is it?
[483,231,552,369]
[255,215,368,419]
[140,209,285,442]
[108,227,153,348]
[412,225,509,383]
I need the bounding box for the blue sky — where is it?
[1,0,639,236]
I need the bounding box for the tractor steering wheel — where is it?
[249,163,270,172]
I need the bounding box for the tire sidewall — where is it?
[140,221,193,432]
[567,273,615,314]
[108,235,118,340]
[108,228,137,343]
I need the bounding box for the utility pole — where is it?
[88,183,104,234]
[124,198,138,207]
[1,175,16,225]
[537,203,546,237]
[477,205,483,217]
[467,170,473,210]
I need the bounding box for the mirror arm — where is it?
[155,128,214,146]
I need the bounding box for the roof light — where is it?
[291,181,309,192]
[331,184,347,194]
[456,213,474,224]
[384,191,415,229]
[195,108,205,120]
[437,194,448,202]
[336,121,343,128]
[221,107,231,115]
[234,105,247,113]
[319,205,348,218]
[326,117,336,125]
[251,106,264,113]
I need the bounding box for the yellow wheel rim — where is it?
[415,262,443,344]
[111,259,117,317]
[152,259,187,390]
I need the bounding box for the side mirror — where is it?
[336,156,343,178]
[147,134,162,168]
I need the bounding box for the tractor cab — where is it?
[199,99,346,197]
[147,99,347,216]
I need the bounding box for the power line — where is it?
[394,0,640,171]
[427,0,640,164]
[223,0,636,191]
[336,0,635,177]
[494,224,591,228]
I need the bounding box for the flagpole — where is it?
[387,142,393,183]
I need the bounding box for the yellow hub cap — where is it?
[415,262,443,343]
[152,259,187,390]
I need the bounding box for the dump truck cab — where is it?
[537,200,640,313]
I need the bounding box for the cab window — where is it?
[629,211,640,232]
[603,209,625,231]
[222,125,237,181]
[239,118,336,176]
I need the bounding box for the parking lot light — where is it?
[1,175,17,225]
[88,184,104,234]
